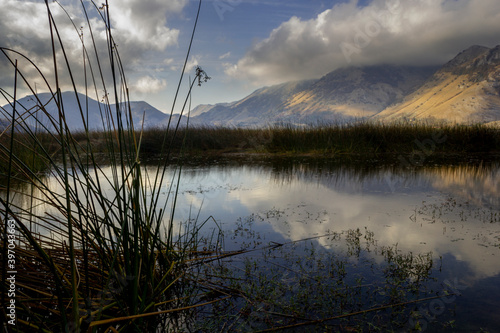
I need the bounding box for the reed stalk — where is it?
[0,1,218,332]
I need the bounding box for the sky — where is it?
[1,0,500,114]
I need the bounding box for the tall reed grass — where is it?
[117,122,500,159]
[265,121,500,155]
[53,121,500,162]
[0,1,222,332]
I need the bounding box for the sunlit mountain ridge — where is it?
[192,65,438,126]
[376,45,500,123]
[2,45,499,129]
[193,45,500,126]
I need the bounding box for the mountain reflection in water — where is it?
[113,158,499,283]
[3,157,500,330]
[4,158,500,300]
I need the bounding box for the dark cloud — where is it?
[226,0,500,86]
[0,0,187,98]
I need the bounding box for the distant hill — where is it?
[0,91,170,131]
[375,45,500,123]
[191,65,438,126]
[124,100,171,128]
[3,45,499,130]
[192,45,500,126]
[190,80,316,126]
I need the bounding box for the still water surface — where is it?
[10,157,500,331]
[172,160,500,272]
[172,159,500,331]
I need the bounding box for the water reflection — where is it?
[3,159,500,281]
[428,164,500,207]
[164,160,500,283]
[3,158,499,331]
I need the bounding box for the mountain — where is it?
[376,45,500,123]
[281,65,438,118]
[191,80,316,126]
[3,45,498,130]
[192,45,500,126]
[0,92,169,131]
[125,100,171,128]
[191,65,438,127]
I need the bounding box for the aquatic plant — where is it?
[76,121,500,162]
[191,226,443,332]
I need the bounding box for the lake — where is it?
[6,156,500,331]
[172,158,500,331]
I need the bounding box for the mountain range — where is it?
[191,65,439,126]
[376,45,500,123]
[2,45,499,130]
[0,91,170,131]
[192,45,500,126]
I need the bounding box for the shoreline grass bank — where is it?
[98,122,500,158]
[3,122,499,173]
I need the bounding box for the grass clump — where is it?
[4,117,498,164]
[0,1,226,332]
[103,122,500,159]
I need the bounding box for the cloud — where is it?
[132,75,167,94]
[163,58,175,66]
[167,55,200,75]
[219,52,231,60]
[0,0,188,96]
[226,0,500,86]
[110,0,185,53]
[185,55,201,73]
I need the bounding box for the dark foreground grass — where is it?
[2,122,499,180]
[0,1,223,332]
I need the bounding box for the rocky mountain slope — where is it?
[281,66,438,117]
[191,79,316,126]
[3,45,499,130]
[375,45,500,123]
[192,65,438,126]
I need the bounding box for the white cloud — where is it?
[226,0,500,86]
[163,58,175,65]
[132,75,167,94]
[219,52,231,60]
[185,55,201,73]
[109,0,186,52]
[0,1,84,92]
[167,55,200,74]
[0,0,188,95]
